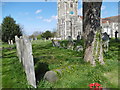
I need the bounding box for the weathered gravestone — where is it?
[102,32,109,52]
[67,36,73,42]
[11,40,13,45]
[67,42,75,50]
[15,35,36,88]
[35,37,37,40]
[66,36,75,50]
[15,36,22,63]
[51,39,61,47]
[75,45,83,52]
[8,40,11,45]
[77,35,80,42]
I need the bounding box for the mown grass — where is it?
[2,39,119,88]
[2,43,30,88]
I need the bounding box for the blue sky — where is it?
[0,1,118,35]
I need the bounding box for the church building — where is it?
[57,0,82,40]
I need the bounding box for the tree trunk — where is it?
[83,1,105,66]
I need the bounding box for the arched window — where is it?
[70,3,73,8]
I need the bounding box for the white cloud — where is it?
[51,15,58,20]
[43,19,52,22]
[101,5,106,10]
[78,8,82,16]
[37,16,43,19]
[43,15,57,23]
[35,9,42,14]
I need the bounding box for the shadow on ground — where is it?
[34,58,49,84]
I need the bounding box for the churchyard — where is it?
[2,37,119,88]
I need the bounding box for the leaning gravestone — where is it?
[15,35,36,88]
[51,39,61,47]
[15,36,22,63]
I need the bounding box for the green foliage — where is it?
[41,31,57,40]
[42,30,52,40]
[37,34,42,40]
[1,16,22,42]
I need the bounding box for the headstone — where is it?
[15,36,22,63]
[102,32,109,52]
[35,37,37,40]
[22,36,36,88]
[15,35,36,88]
[102,32,109,41]
[77,35,80,42]
[75,45,83,51]
[51,39,61,47]
[67,36,73,42]
[67,41,75,50]
[11,40,13,45]
[31,38,33,42]
[115,31,118,41]
[8,40,11,45]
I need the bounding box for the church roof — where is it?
[77,15,119,23]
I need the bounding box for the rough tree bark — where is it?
[83,1,105,66]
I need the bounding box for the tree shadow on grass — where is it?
[34,60,49,85]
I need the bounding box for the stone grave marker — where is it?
[11,40,13,45]
[115,31,118,41]
[102,32,109,52]
[15,35,36,88]
[15,36,22,63]
[8,40,11,45]
[77,35,80,42]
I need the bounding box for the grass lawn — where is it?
[2,39,119,88]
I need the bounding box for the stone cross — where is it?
[115,31,118,41]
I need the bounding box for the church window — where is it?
[70,3,73,8]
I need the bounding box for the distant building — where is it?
[101,15,120,38]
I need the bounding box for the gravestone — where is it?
[35,37,37,40]
[8,40,11,45]
[51,39,61,47]
[67,36,73,42]
[75,45,83,51]
[102,32,109,52]
[67,41,75,50]
[30,38,33,42]
[15,36,22,63]
[11,40,13,45]
[77,35,80,42]
[115,31,118,41]
[15,35,36,88]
